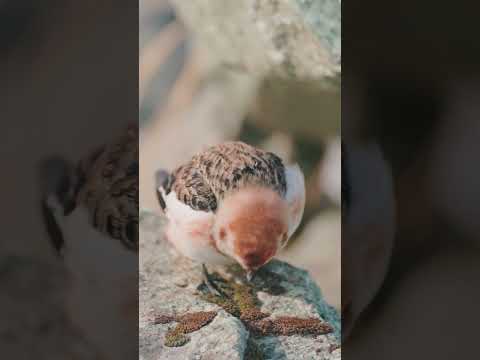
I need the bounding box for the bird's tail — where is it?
[155,169,170,211]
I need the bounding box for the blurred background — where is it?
[0,1,138,358]
[0,0,136,259]
[343,1,480,358]
[139,0,341,309]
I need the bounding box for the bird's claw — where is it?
[201,264,227,298]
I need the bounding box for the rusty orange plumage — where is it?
[156,141,305,287]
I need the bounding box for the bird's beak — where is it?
[246,271,255,282]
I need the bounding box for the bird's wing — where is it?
[157,166,216,255]
[159,141,288,214]
[194,141,287,206]
[75,124,139,252]
[284,163,306,239]
[161,162,218,212]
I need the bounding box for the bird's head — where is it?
[213,186,289,278]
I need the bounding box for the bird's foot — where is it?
[200,264,227,298]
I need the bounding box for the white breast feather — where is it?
[284,163,306,239]
[161,188,211,225]
[50,203,137,360]
[160,188,231,265]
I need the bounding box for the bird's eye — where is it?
[219,227,227,240]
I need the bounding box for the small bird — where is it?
[40,123,139,254]
[39,124,138,360]
[156,141,305,294]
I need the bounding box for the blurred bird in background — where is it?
[342,3,480,352]
[39,124,138,360]
[0,0,137,358]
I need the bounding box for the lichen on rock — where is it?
[197,272,333,340]
[140,211,341,359]
[169,0,340,81]
[153,311,217,347]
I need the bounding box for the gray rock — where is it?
[279,211,341,310]
[169,0,340,81]
[291,0,341,64]
[139,211,341,360]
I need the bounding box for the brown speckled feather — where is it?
[163,142,287,212]
[74,124,139,252]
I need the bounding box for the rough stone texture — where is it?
[280,211,341,310]
[139,211,341,359]
[291,0,341,63]
[170,0,340,81]
[0,255,101,359]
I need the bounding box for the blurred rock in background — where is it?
[139,0,341,309]
[342,2,480,355]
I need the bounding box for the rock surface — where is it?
[139,211,341,359]
[170,0,340,81]
[280,211,341,309]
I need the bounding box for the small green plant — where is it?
[199,274,333,336]
[154,271,333,351]
[154,311,217,347]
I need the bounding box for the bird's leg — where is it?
[201,264,226,297]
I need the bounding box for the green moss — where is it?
[158,272,334,352]
[232,283,269,321]
[199,278,269,322]
[233,283,256,311]
[199,273,333,338]
[154,311,217,348]
[200,292,240,317]
[164,327,189,347]
[247,316,333,336]
[177,311,218,332]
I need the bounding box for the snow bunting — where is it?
[40,124,138,253]
[342,140,396,340]
[156,141,305,292]
[39,124,138,360]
